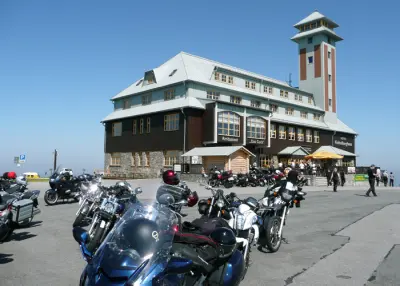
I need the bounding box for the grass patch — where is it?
[27,178,49,182]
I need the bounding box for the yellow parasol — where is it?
[305,151,343,160]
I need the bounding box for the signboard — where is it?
[14,156,19,164]
[333,134,355,152]
[247,138,266,145]
[218,136,240,143]
[347,167,356,174]
[173,164,182,172]
[19,154,26,163]
[354,174,368,182]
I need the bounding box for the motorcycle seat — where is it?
[171,243,217,274]
[0,204,8,211]
[0,194,16,205]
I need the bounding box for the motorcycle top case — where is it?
[11,199,33,223]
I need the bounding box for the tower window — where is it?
[308,56,313,64]
[329,99,332,106]
[308,37,313,44]
[328,51,331,59]
[329,74,332,81]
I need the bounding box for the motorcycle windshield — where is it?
[93,203,178,284]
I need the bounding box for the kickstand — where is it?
[282,237,289,244]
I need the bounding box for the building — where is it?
[102,11,357,178]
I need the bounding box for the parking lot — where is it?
[2,180,400,286]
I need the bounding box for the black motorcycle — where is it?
[44,171,85,205]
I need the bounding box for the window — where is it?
[207,91,220,100]
[308,37,313,44]
[308,56,313,64]
[297,128,304,141]
[308,97,312,104]
[245,81,250,88]
[284,91,288,98]
[230,96,242,105]
[145,152,150,167]
[164,150,179,166]
[295,94,298,101]
[251,100,261,108]
[288,127,295,141]
[313,113,321,121]
[132,120,137,135]
[246,81,256,90]
[131,153,135,166]
[247,117,266,139]
[300,111,308,119]
[214,72,220,80]
[221,74,227,82]
[279,126,286,139]
[136,153,141,166]
[251,82,256,90]
[298,95,303,101]
[269,86,273,94]
[329,99,332,106]
[164,113,179,131]
[111,153,121,166]
[270,104,278,112]
[306,129,313,142]
[146,117,151,133]
[228,76,234,84]
[270,124,276,138]
[218,112,240,137]
[314,131,320,143]
[112,122,122,137]
[164,89,175,101]
[285,107,294,116]
[169,69,177,77]
[142,94,152,105]
[263,86,273,94]
[328,74,332,82]
[280,90,284,97]
[139,119,144,134]
[123,99,130,109]
[328,51,331,59]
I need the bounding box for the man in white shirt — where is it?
[376,168,381,186]
[299,161,305,170]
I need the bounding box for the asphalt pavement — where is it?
[1,180,400,286]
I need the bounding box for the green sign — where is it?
[354,174,368,181]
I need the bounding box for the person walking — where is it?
[340,169,346,187]
[390,172,395,187]
[366,164,377,197]
[330,168,340,192]
[326,169,332,186]
[376,168,381,186]
[382,171,389,187]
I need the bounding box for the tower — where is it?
[291,11,343,123]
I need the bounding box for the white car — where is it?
[60,168,73,176]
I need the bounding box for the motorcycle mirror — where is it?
[166,257,193,274]
[134,187,142,194]
[72,227,89,244]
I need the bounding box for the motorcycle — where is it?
[208,167,235,189]
[73,181,105,227]
[73,193,245,285]
[45,167,88,205]
[1,175,41,209]
[85,182,142,253]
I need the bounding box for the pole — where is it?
[53,149,58,172]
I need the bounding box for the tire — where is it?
[259,180,266,187]
[0,222,13,242]
[224,181,233,189]
[73,213,86,227]
[44,191,58,205]
[241,246,251,280]
[86,221,106,253]
[264,216,282,253]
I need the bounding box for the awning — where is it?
[313,145,357,157]
[181,146,256,157]
[305,151,343,160]
[278,146,310,156]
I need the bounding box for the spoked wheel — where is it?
[259,180,266,187]
[265,216,282,253]
[44,191,59,205]
[73,213,86,227]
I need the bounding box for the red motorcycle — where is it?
[208,167,234,188]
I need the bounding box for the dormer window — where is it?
[143,70,157,85]
[308,37,313,44]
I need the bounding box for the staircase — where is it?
[314,176,328,187]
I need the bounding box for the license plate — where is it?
[228,177,234,181]
[100,220,106,228]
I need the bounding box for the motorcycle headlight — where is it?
[216,200,224,208]
[104,202,115,213]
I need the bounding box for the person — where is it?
[330,168,340,192]
[390,172,395,187]
[382,171,389,187]
[376,168,381,186]
[366,164,377,197]
[299,161,305,171]
[340,169,346,187]
[326,169,332,186]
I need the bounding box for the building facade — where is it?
[102,11,357,178]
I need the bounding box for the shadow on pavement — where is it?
[354,194,369,197]
[0,253,14,264]
[11,231,37,242]
[18,220,43,229]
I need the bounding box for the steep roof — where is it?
[181,146,255,157]
[294,11,339,28]
[291,26,343,43]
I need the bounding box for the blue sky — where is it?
[0,0,398,178]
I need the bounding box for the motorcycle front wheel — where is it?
[73,213,86,227]
[86,221,106,253]
[44,191,58,205]
[264,216,282,253]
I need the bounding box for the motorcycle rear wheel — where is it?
[44,191,58,205]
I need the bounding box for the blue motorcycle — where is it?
[73,196,245,285]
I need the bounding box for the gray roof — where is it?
[278,146,310,156]
[101,97,204,122]
[291,26,343,43]
[293,11,339,28]
[314,145,357,157]
[181,146,255,157]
